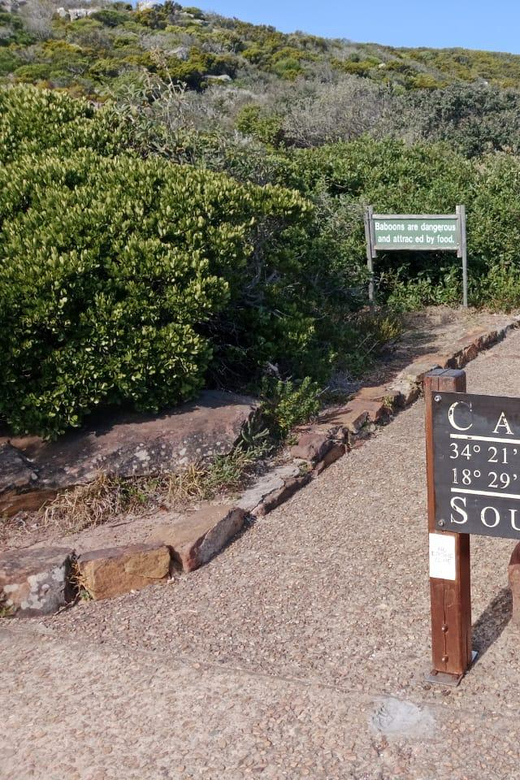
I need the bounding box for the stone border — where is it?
[2,317,518,616]
[248,318,520,518]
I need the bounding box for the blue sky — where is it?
[200,1,520,54]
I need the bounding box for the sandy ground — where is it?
[2,327,520,779]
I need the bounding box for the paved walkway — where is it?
[3,331,520,779]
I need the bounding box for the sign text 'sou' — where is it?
[433,392,520,539]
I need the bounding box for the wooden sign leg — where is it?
[425,369,473,685]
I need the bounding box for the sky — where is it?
[200,1,520,55]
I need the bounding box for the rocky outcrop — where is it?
[0,391,257,516]
[0,442,36,493]
[0,443,54,517]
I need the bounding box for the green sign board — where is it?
[364,206,468,307]
[372,216,461,252]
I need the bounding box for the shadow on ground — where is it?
[472,586,512,659]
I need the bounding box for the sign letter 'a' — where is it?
[433,391,520,539]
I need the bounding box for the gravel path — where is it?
[3,331,520,779]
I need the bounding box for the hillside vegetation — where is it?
[1,1,520,436]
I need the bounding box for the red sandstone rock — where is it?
[0,391,256,515]
[348,399,387,423]
[77,544,171,600]
[461,343,479,364]
[388,381,420,407]
[357,386,401,407]
[401,359,442,385]
[290,432,334,463]
[0,443,45,517]
[258,474,312,515]
[150,505,246,573]
[313,443,346,475]
[337,409,369,434]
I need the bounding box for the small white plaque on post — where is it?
[429,533,456,581]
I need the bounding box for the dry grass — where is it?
[42,474,142,535]
[39,444,267,536]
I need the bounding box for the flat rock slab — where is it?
[0,443,37,493]
[77,543,171,600]
[0,443,46,516]
[0,547,73,617]
[150,504,246,572]
[0,390,256,515]
[237,464,301,514]
[290,432,334,463]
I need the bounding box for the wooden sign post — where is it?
[425,369,520,683]
[425,369,472,685]
[365,207,468,308]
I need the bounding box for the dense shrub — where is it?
[236,104,285,146]
[4,0,520,435]
[281,77,391,148]
[0,49,18,76]
[279,137,520,309]
[0,153,222,435]
[0,84,133,163]
[0,136,316,436]
[393,83,520,156]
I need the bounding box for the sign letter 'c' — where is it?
[448,401,473,431]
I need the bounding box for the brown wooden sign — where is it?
[432,391,520,540]
[425,369,472,686]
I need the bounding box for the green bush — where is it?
[395,83,520,156]
[0,152,232,436]
[0,10,33,46]
[0,88,323,437]
[473,262,520,311]
[13,63,52,82]
[0,84,133,163]
[0,150,320,437]
[236,105,285,146]
[91,9,132,27]
[0,49,18,76]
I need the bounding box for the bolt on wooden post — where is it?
[424,369,472,685]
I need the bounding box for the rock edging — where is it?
[1,317,518,616]
[241,317,520,519]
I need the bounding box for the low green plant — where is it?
[259,376,320,440]
[0,601,15,618]
[472,262,520,311]
[236,105,285,147]
[343,310,403,373]
[384,266,461,311]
